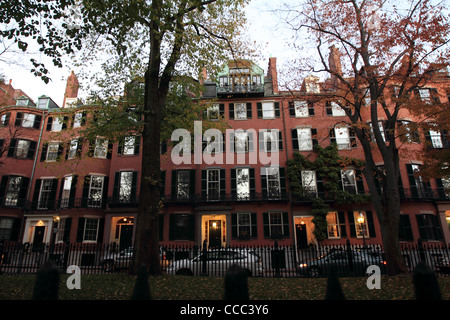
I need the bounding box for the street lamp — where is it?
[357,212,366,247]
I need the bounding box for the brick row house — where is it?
[0,57,449,252]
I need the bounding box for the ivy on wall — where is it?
[287,144,371,241]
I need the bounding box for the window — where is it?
[207,104,220,120]
[264,212,289,239]
[45,142,60,162]
[297,128,313,151]
[262,102,275,119]
[88,176,105,208]
[236,168,250,200]
[67,139,81,160]
[302,170,317,197]
[398,120,420,143]
[83,218,100,242]
[94,137,108,158]
[73,112,84,128]
[37,179,54,210]
[60,176,73,208]
[234,131,250,153]
[119,136,140,156]
[219,76,228,88]
[234,103,247,120]
[341,169,357,194]
[234,213,256,239]
[118,171,133,203]
[50,117,63,132]
[330,126,356,150]
[295,101,311,117]
[266,167,280,199]
[207,169,220,200]
[0,217,14,240]
[407,164,429,198]
[55,218,67,242]
[21,113,36,128]
[369,121,386,142]
[327,102,346,116]
[327,212,340,239]
[353,211,369,238]
[4,176,24,206]
[417,214,442,241]
[261,130,279,152]
[1,112,10,126]
[15,140,31,158]
[169,214,194,241]
[176,170,191,200]
[428,130,443,148]
[417,88,439,104]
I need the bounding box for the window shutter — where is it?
[40,143,48,162]
[311,128,318,148]
[356,170,365,194]
[76,218,85,242]
[18,177,29,207]
[349,127,357,148]
[113,172,120,202]
[10,218,21,241]
[169,215,176,241]
[1,112,10,126]
[76,138,83,158]
[251,212,257,238]
[231,214,237,239]
[134,136,141,155]
[160,140,166,155]
[0,176,9,205]
[87,139,95,157]
[399,215,413,241]
[46,117,53,131]
[366,211,376,238]
[33,115,42,129]
[159,216,164,241]
[329,128,336,145]
[171,170,178,198]
[278,131,283,150]
[101,176,109,209]
[219,104,225,117]
[81,176,90,208]
[257,102,262,118]
[326,102,332,115]
[288,101,295,117]
[348,211,356,237]
[220,169,226,198]
[260,168,267,198]
[117,138,124,155]
[57,144,63,161]
[130,172,138,202]
[63,218,72,242]
[32,179,42,210]
[229,103,234,119]
[106,142,113,159]
[406,164,418,198]
[189,170,195,197]
[160,170,166,197]
[27,141,37,160]
[291,129,299,150]
[274,102,280,118]
[7,139,16,157]
[249,168,255,198]
[47,179,58,210]
[279,167,286,197]
[69,175,78,208]
[15,112,23,126]
[246,103,252,119]
[62,116,68,130]
[282,211,290,237]
[263,212,270,238]
[201,170,207,199]
[338,212,347,238]
[230,169,237,199]
[97,218,105,243]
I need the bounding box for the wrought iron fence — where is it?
[0,240,448,277]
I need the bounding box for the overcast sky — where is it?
[1,1,302,107]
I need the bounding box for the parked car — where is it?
[436,257,450,274]
[100,246,170,272]
[296,248,386,277]
[166,249,263,277]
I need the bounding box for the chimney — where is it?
[63,70,79,107]
[329,46,342,90]
[267,57,279,94]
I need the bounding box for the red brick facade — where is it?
[0,57,449,251]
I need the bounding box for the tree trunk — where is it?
[132,65,163,275]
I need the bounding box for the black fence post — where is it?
[346,239,354,274]
[201,239,207,276]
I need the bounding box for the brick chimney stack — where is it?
[63,70,79,107]
[268,57,279,94]
[329,45,342,90]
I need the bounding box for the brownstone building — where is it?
[0,55,449,251]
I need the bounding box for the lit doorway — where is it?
[201,215,226,248]
[294,216,315,249]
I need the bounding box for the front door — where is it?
[209,220,222,248]
[33,226,46,250]
[119,225,134,250]
[296,223,308,249]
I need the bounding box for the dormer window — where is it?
[38,97,49,109]
[16,98,29,106]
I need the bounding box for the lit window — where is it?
[353,211,369,238]
[327,212,340,239]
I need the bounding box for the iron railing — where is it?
[0,241,448,277]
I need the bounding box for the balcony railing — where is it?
[217,83,264,96]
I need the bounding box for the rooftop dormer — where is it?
[15,95,36,107]
[37,95,59,110]
[216,59,265,97]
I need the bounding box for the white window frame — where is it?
[341,169,357,194]
[60,175,73,208]
[123,136,136,155]
[268,212,284,237]
[326,212,340,239]
[236,168,250,200]
[262,102,275,119]
[46,142,60,162]
[73,112,83,128]
[119,171,133,203]
[234,103,247,120]
[21,113,36,128]
[429,130,443,148]
[55,218,66,242]
[266,167,281,199]
[38,179,53,210]
[331,102,346,116]
[4,176,22,206]
[68,139,78,160]
[88,175,104,208]
[335,127,351,150]
[297,128,313,151]
[235,131,249,153]
[51,117,63,132]
[263,130,278,152]
[83,218,100,242]
[207,169,220,200]
[294,101,309,118]
[353,211,369,238]
[94,137,108,159]
[177,170,190,200]
[15,139,31,158]
[301,170,317,197]
[237,212,253,238]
